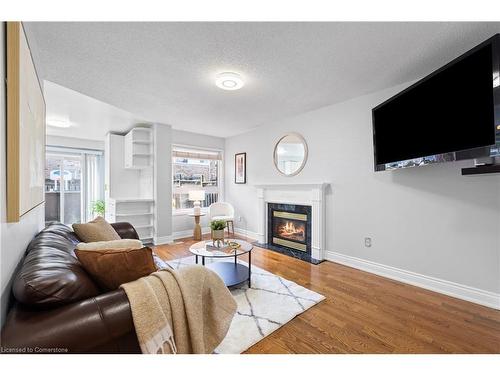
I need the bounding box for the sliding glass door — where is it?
[63,156,82,224]
[45,147,103,225]
[45,155,63,222]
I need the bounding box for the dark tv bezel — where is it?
[372,33,500,172]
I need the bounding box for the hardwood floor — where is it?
[153,235,500,354]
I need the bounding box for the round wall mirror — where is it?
[273,133,308,176]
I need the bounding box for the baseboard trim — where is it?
[234,227,260,241]
[171,227,255,241]
[153,235,173,245]
[172,227,210,241]
[326,251,500,310]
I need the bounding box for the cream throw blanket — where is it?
[121,265,237,354]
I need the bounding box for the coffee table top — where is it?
[189,239,253,258]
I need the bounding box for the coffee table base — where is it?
[206,262,250,288]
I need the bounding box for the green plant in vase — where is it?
[210,219,227,247]
[91,200,105,218]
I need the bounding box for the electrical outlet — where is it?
[364,237,372,247]
[238,216,242,222]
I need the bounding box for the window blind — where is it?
[46,145,103,156]
[172,147,222,161]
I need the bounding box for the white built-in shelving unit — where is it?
[105,126,155,243]
[124,127,153,169]
[106,198,154,242]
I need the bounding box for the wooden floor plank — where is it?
[152,235,500,354]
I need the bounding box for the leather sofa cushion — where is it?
[72,216,121,243]
[13,223,101,308]
[75,247,157,290]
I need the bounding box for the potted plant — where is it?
[91,200,105,218]
[210,219,227,247]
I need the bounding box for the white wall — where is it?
[171,129,225,237]
[46,134,104,150]
[225,82,500,297]
[0,24,45,326]
[172,214,211,240]
[172,129,225,150]
[154,124,173,244]
[105,133,143,199]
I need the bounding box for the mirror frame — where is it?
[273,132,309,177]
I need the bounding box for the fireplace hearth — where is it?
[259,203,320,264]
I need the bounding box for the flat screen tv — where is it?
[372,34,500,171]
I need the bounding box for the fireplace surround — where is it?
[254,183,328,264]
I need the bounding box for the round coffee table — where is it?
[189,239,253,287]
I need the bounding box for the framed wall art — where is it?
[6,22,46,222]
[234,152,246,184]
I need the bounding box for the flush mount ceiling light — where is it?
[47,119,72,128]
[215,72,244,91]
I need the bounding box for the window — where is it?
[45,147,104,225]
[172,147,222,212]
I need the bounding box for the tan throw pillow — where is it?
[76,239,143,251]
[72,216,121,243]
[75,247,156,290]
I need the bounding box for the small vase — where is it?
[212,229,225,247]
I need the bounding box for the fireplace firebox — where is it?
[267,203,312,258]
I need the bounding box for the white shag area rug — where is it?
[166,256,325,354]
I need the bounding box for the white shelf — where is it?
[135,224,153,229]
[125,127,152,168]
[111,198,154,203]
[106,197,155,231]
[115,212,153,217]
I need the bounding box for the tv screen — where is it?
[373,34,499,171]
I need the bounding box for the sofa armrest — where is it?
[1,289,139,353]
[111,222,140,240]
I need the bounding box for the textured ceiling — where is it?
[24,22,500,138]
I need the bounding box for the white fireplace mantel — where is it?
[253,183,329,190]
[253,183,329,260]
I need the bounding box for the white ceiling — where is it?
[43,81,144,140]
[25,22,500,138]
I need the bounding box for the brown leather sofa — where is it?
[1,222,145,353]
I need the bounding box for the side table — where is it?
[188,212,206,241]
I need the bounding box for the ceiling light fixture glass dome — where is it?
[215,72,244,91]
